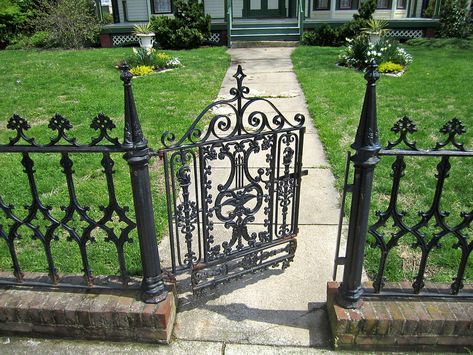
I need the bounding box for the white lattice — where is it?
[207,32,221,43]
[112,34,139,47]
[386,29,424,39]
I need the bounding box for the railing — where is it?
[0,64,167,304]
[298,0,305,40]
[335,62,473,308]
[226,0,233,47]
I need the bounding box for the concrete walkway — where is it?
[166,48,342,349]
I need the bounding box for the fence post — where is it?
[120,63,167,303]
[336,62,381,309]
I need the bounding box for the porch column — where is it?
[391,0,397,18]
[330,0,336,18]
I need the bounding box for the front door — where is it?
[243,0,286,18]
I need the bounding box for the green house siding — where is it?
[118,0,149,22]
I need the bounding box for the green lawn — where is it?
[0,47,230,278]
[293,45,473,285]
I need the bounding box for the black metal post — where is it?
[337,63,381,309]
[120,63,167,304]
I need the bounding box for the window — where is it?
[396,0,406,9]
[376,0,392,8]
[152,0,172,14]
[314,0,330,10]
[339,0,353,8]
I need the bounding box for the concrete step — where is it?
[232,21,299,29]
[231,40,299,48]
[231,34,301,42]
[231,27,300,35]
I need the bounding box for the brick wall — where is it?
[327,281,473,351]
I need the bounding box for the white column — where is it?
[330,0,336,18]
[391,0,397,18]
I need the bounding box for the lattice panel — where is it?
[112,34,139,47]
[207,32,221,44]
[386,29,423,39]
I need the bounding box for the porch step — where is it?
[231,40,299,48]
[230,21,301,43]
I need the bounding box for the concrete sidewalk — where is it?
[167,47,342,349]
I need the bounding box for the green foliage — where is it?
[122,48,181,70]
[302,24,341,46]
[424,0,436,17]
[378,61,404,73]
[406,36,473,49]
[338,35,413,70]
[353,0,377,21]
[6,30,53,49]
[133,22,153,35]
[0,0,30,48]
[439,0,472,38]
[302,0,378,47]
[34,0,101,49]
[151,0,211,49]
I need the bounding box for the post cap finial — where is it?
[364,60,380,84]
[120,61,133,84]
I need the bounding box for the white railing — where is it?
[227,0,233,46]
[298,0,305,40]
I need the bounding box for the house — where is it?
[100,0,440,47]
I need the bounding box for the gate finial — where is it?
[120,62,147,149]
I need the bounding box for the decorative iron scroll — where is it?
[159,66,305,292]
[0,115,136,287]
[1,113,121,149]
[160,65,305,150]
[368,116,473,296]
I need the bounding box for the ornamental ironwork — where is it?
[368,117,473,296]
[158,66,306,292]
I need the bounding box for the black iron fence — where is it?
[336,62,473,308]
[0,64,166,304]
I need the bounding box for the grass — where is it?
[0,46,230,278]
[292,45,473,285]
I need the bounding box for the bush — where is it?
[151,0,210,49]
[302,24,341,46]
[5,30,52,49]
[338,35,412,70]
[0,0,30,48]
[439,0,472,38]
[302,0,377,47]
[34,0,101,49]
[378,61,404,73]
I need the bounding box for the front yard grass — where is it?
[293,45,473,285]
[0,47,230,278]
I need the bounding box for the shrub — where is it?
[6,30,52,49]
[378,61,404,73]
[439,0,471,38]
[130,65,154,76]
[151,0,210,49]
[34,0,101,49]
[302,24,341,46]
[302,0,377,47]
[338,35,412,70]
[0,0,30,48]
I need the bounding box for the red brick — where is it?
[127,298,145,328]
[424,302,445,334]
[409,301,431,334]
[447,301,471,335]
[87,293,112,327]
[370,300,392,335]
[437,336,473,346]
[347,308,363,335]
[386,302,405,335]
[360,302,377,335]
[395,335,438,345]
[112,295,135,328]
[0,321,33,333]
[336,334,355,346]
[155,293,173,329]
[396,300,419,335]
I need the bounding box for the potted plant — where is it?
[362,19,389,44]
[133,23,155,49]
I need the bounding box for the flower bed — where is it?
[119,48,181,77]
[337,36,413,74]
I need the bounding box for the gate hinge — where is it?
[335,256,346,266]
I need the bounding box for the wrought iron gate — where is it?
[158,66,306,292]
